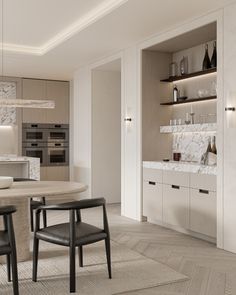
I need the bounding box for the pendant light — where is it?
[0,0,55,109]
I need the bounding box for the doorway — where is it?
[91,58,122,205]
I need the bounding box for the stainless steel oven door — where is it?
[46,128,69,143]
[22,128,47,143]
[22,145,47,166]
[47,143,69,166]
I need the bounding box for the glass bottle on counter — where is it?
[211,136,217,154]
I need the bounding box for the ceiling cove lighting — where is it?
[0,0,55,109]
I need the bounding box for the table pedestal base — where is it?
[0,198,30,263]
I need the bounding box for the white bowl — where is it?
[0,176,13,189]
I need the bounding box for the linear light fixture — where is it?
[0,0,55,109]
[0,98,55,108]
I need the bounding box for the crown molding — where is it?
[2,0,129,56]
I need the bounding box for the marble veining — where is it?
[143,161,217,175]
[160,123,217,133]
[0,82,17,125]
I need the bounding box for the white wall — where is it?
[0,126,18,155]
[92,70,121,203]
[72,67,92,197]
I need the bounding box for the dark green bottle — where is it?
[210,41,217,68]
[202,44,211,70]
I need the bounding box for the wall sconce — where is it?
[225,107,235,111]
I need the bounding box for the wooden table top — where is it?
[0,181,87,200]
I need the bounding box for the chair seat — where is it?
[36,222,107,246]
[31,200,44,210]
[0,231,11,255]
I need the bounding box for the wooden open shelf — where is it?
[160,96,217,106]
[160,67,217,82]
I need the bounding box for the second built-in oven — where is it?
[22,143,47,166]
[47,142,69,166]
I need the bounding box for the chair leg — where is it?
[32,237,39,282]
[78,246,83,267]
[11,250,19,295]
[30,206,34,232]
[6,254,11,282]
[42,210,47,228]
[105,238,112,279]
[69,245,76,293]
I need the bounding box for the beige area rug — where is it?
[0,240,188,294]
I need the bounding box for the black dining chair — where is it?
[0,205,19,295]
[13,178,47,231]
[32,198,112,293]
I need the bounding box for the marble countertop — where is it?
[0,155,37,163]
[143,161,217,175]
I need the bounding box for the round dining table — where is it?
[0,181,87,262]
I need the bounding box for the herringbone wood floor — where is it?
[48,203,236,295]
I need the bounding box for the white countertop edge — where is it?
[143,161,217,175]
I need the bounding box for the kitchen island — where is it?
[0,155,40,180]
[143,161,217,242]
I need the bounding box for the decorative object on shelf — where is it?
[197,89,209,98]
[202,44,211,70]
[178,96,188,101]
[180,56,188,75]
[173,85,179,102]
[169,62,178,77]
[0,0,55,109]
[210,41,217,68]
[185,113,191,125]
[210,81,217,96]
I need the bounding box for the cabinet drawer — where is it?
[163,184,189,228]
[163,170,189,187]
[143,181,162,221]
[190,188,216,237]
[190,173,216,192]
[143,168,162,183]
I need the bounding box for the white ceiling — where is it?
[0,0,234,80]
[94,59,121,72]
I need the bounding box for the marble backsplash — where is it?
[0,82,17,125]
[172,132,216,162]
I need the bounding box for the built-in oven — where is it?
[46,124,69,143]
[46,142,69,166]
[22,123,48,143]
[22,142,47,166]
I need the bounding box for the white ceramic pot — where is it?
[0,176,13,189]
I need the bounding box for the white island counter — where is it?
[0,156,40,180]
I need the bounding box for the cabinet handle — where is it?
[148,181,156,185]
[172,185,180,189]
[199,189,209,194]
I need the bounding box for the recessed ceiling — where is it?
[0,0,234,80]
[146,22,217,53]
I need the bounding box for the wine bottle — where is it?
[173,85,178,102]
[211,136,217,154]
[206,137,212,153]
[211,41,217,68]
[202,44,211,70]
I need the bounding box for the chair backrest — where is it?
[0,205,16,216]
[13,178,36,182]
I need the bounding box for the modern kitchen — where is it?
[2,1,236,294]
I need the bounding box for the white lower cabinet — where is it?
[163,184,189,228]
[190,188,216,237]
[143,180,162,221]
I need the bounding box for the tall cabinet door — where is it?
[143,181,162,221]
[22,79,47,123]
[46,81,69,124]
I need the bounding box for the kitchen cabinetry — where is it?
[40,166,69,181]
[143,167,216,240]
[163,184,189,228]
[189,173,216,237]
[22,79,69,124]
